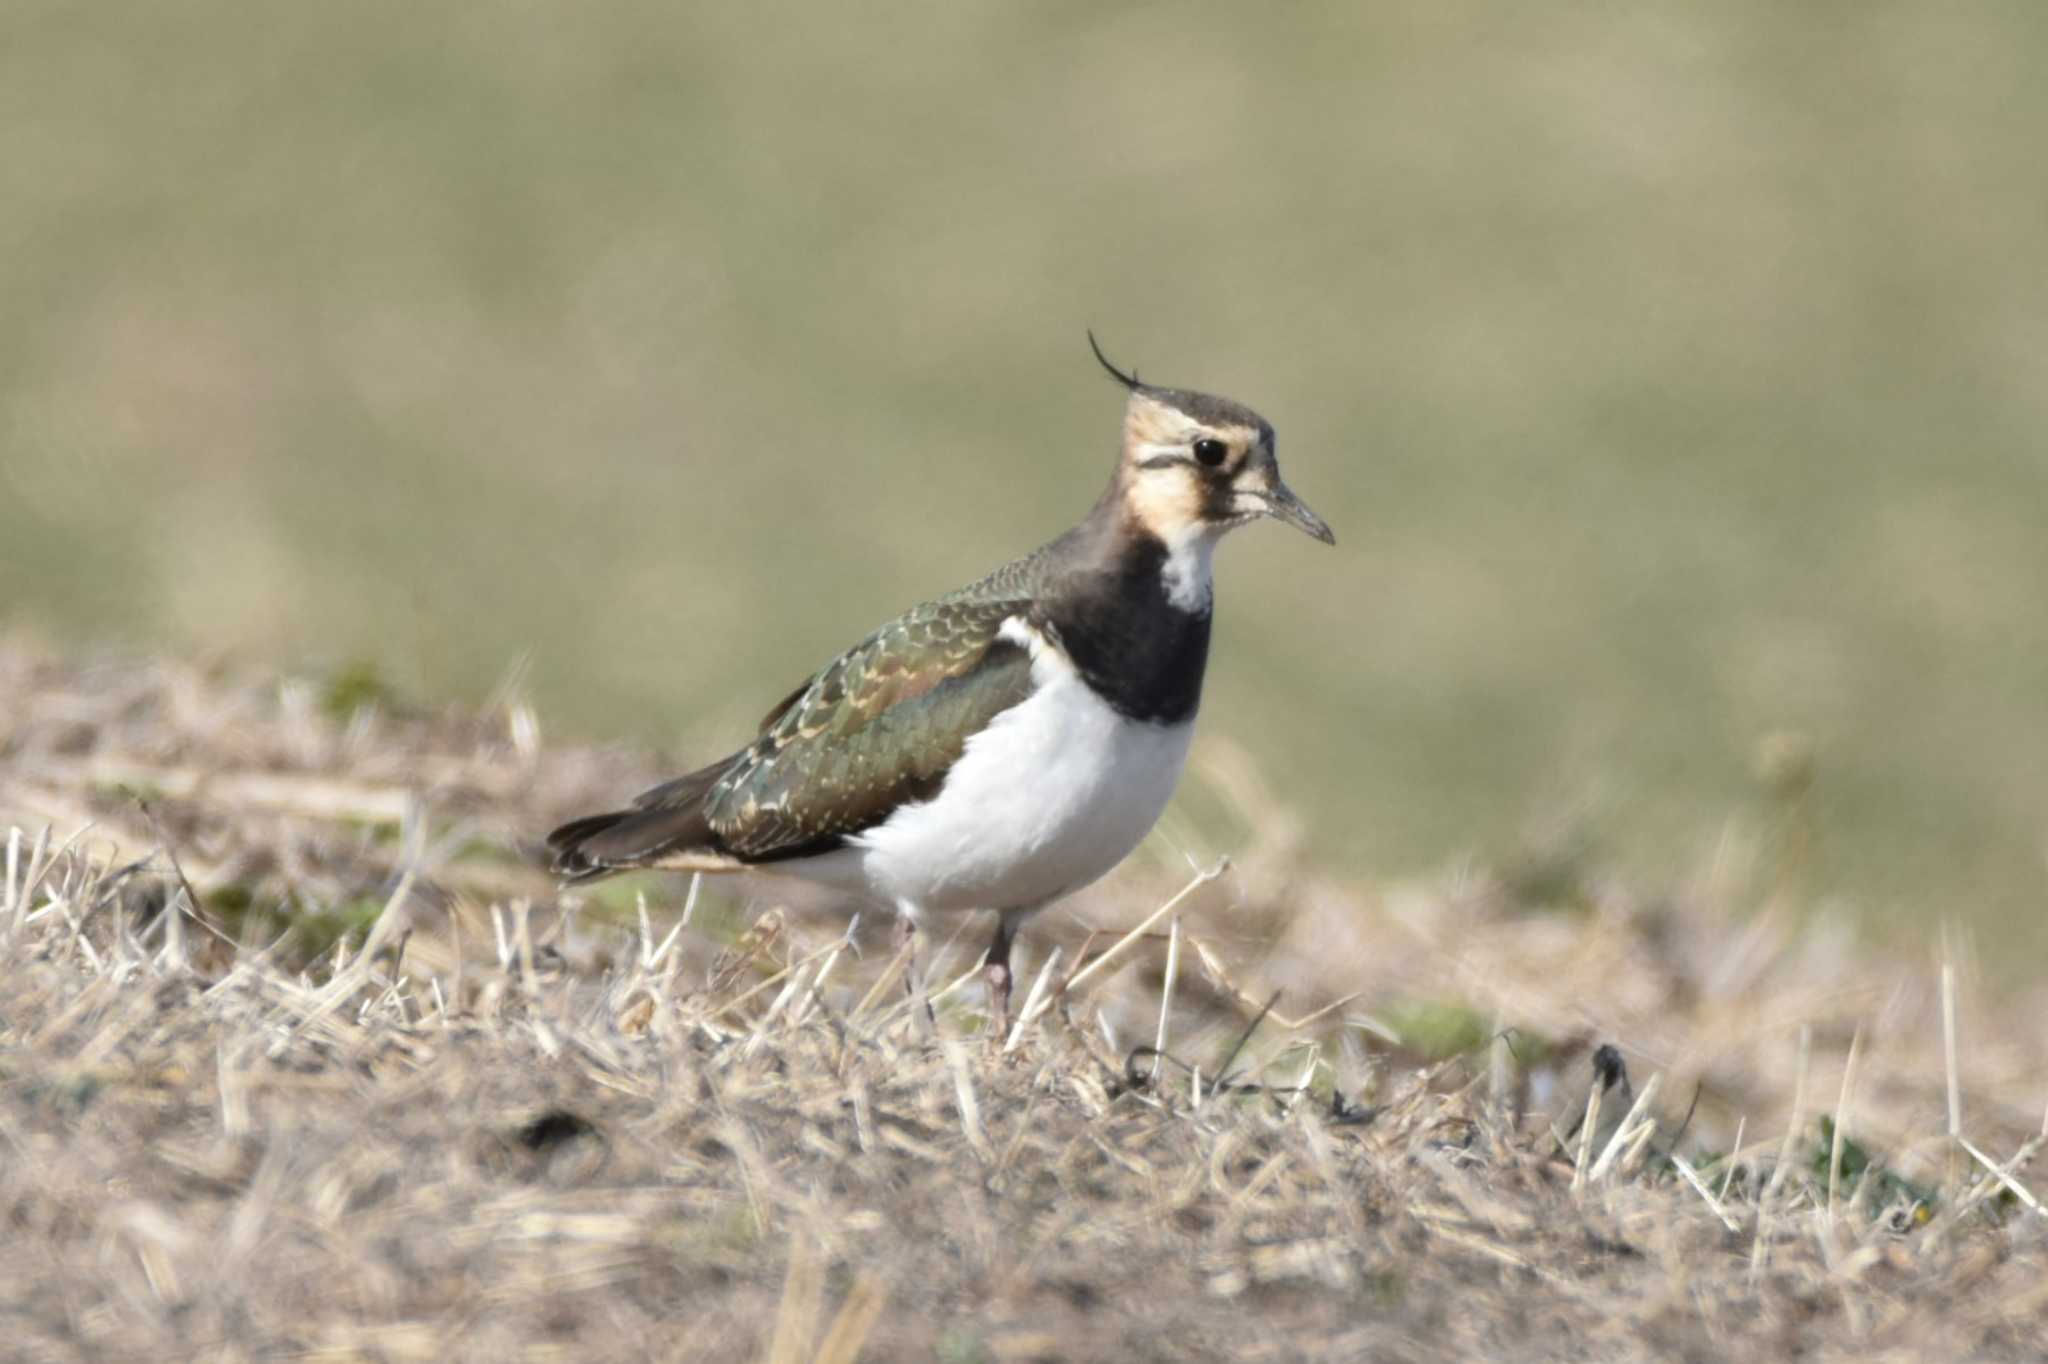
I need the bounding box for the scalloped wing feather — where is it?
[704,597,1036,859]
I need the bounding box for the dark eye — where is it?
[1192,437,1228,467]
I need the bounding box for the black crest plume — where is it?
[1087,331,1143,391]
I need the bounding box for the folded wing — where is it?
[547,597,1035,881]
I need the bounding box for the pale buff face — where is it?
[1118,392,1281,544]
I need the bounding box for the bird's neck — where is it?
[1031,494,1214,725]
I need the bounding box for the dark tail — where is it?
[546,761,731,883]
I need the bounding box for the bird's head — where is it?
[1091,333,1335,550]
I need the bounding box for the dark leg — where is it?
[985,911,1019,1043]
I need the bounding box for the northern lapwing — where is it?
[548,337,1334,1035]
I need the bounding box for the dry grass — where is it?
[3,638,2046,1361]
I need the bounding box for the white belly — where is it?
[845,623,1193,920]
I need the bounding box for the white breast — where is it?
[846,617,1194,921]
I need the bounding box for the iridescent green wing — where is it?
[703,595,1037,860]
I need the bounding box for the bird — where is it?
[547,336,1334,1036]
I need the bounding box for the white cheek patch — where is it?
[1122,465,1204,540]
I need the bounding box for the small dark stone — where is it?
[516,1109,597,1151]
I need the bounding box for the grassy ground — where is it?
[3,639,2045,1360]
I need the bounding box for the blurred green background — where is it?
[5,2,2046,945]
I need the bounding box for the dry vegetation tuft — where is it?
[2,639,2045,1361]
